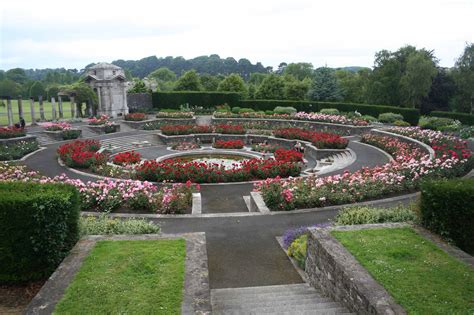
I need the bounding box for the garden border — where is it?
[25,232,211,315]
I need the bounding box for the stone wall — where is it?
[372,129,435,158]
[127,93,153,112]
[305,224,407,314]
[0,134,37,145]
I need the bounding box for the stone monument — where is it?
[84,63,129,117]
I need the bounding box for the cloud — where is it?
[1,0,473,70]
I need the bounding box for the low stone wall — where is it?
[127,93,152,112]
[87,124,120,134]
[305,224,407,314]
[0,134,37,145]
[212,117,373,135]
[43,129,82,141]
[372,129,435,158]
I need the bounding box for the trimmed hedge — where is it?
[152,91,242,109]
[0,182,80,283]
[430,111,474,126]
[239,100,420,125]
[419,178,474,254]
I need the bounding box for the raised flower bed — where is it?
[124,112,147,121]
[42,122,82,140]
[0,126,26,139]
[212,139,244,149]
[273,128,348,149]
[88,115,120,134]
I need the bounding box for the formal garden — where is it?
[1,88,473,313]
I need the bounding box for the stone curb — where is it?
[25,232,211,315]
[372,128,435,158]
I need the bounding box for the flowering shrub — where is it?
[282,223,331,249]
[274,148,303,163]
[213,140,244,149]
[156,111,194,118]
[0,127,25,139]
[135,158,301,183]
[214,124,246,134]
[171,142,201,151]
[155,181,199,214]
[112,151,141,165]
[0,140,39,161]
[273,128,348,149]
[0,163,196,214]
[88,114,110,125]
[294,112,369,126]
[256,130,472,211]
[42,122,71,131]
[124,113,147,121]
[57,140,107,168]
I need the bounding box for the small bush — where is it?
[320,108,340,115]
[419,116,460,131]
[79,215,160,236]
[231,106,241,114]
[459,126,474,139]
[334,205,417,225]
[265,110,274,115]
[0,182,80,283]
[430,111,474,126]
[239,107,255,113]
[361,115,377,122]
[378,112,404,123]
[420,179,474,254]
[393,120,411,127]
[274,106,297,115]
[287,234,307,269]
[62,129,81,140]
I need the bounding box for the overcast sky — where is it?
[0,0,473,71]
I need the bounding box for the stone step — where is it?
[212,294,332,309]
[212,304,349,315]
[212,286,319,300]
[212,284,312,296]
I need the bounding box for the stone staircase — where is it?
[307,150,356,175]
[211,283,353,314]
[99,133,163,153]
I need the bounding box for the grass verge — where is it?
[332,227,474,314]
[54,239,186,314]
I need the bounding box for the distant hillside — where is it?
[111,54,271,79]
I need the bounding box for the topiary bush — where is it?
[274,106,297,115]
[239,107,254,113]
[231,106,241,114]
[378,112,404,123]
[393,120,411,127]
[419,179,474,254]
[0,182,80,283]
[320,108,340,115]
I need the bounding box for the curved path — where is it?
[22,126,408,290]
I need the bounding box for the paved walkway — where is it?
[21,126,399,290]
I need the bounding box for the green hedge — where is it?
[419,179,474,254]
[0,182,80,283]
[152,91,242,109]
[430,111,474,126]
[239,100,420,125]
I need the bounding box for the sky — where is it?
[0,0,473,71]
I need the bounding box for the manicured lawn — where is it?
[0,100,73,125]
[53,239,186,314]
[332,227,474,314]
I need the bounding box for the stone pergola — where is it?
[84,63,129,117]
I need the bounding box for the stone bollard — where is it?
[58,96,64,118]
[39,96,45,121]
[51,97,57,120]
[29,98,36,125]
[7,98,13,127]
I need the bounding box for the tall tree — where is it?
[200,74,222,91]
[283,75,310,100]
[421,68,456,113]
[148,67,176,81]
[307,67,343,101]
[5,68,27,84]
[29,81,46,100]
[399,52,437,108]
[283,63,314,80]
[217,74,247,96]
[174,70,202,91]
[336,69,371,103]
[255,74,285,99]
[0,79,21,97]
[451,43,474,113]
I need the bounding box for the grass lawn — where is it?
[332,227,474,314]
[0,100,73,125]
[53,239,186,315]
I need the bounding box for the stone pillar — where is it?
[51,97,57,120]
[58,96,64,118]
[97,87,102,112]
[39,96,45,121]
[70,95,76,118]
[17,97,24,120]
[122,83,129,115]
[29,98,37,125]
[7,98,13,127]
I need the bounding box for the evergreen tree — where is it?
[307,67,343,101]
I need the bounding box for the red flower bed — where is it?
[160,125,213,135]
[0,127,25,139]
[214,124,246,134]
[112,151,141,165]
[213,140,244,149]
[135,158,301,183]
[274,148,303,163]
[273,128,348,149]
[193,125,213,133]
[124,113,147,121]
[57,140,107,168]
